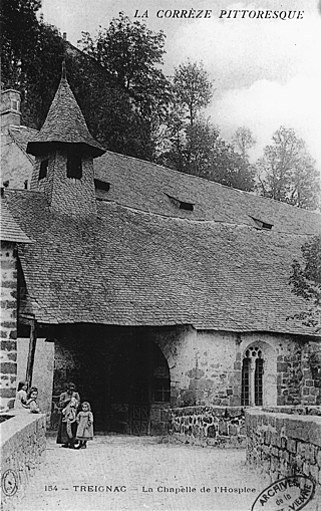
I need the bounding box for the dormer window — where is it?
[179,201,193,211]
[67,154,82,179]
[165,193,194,212]
[250,217,273,231]
[39,159,48,180]
[94,179,110,191]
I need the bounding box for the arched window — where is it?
[255,357,264,405]
[241,346,264,406]
[241,357,250,406]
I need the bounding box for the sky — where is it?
[41,0,321,168]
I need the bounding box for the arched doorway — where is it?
[52,330,170,435]
[109,338,170,435]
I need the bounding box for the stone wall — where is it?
[169,406,246,447]
[0,412,46,511]
[32,152,97,217]
[264,406,321,416]
[1,130,33,190]
[21,323,321,430]
[277,339,321,405]
[246,409,321,495]
[153,330,321,408]
[0,242,18,411]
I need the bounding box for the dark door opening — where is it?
[52,330,170,435]
[109,338,170,435]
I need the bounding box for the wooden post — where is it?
[25,319,37,388]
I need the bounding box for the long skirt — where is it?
[56,416,77,444]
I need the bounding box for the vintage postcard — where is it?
[1,0,321,510]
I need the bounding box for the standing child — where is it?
[76,401,94,449]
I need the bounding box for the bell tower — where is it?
[27,64,105,217]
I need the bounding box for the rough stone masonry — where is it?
[0,242,18,411]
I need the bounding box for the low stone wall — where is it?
[246,409,321,493]
[0,412,46,511]
[169,406,246,447]
[263,406,321,416]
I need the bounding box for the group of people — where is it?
[14,382,40,413]
[56,382,94,450]
[14,381,94,450]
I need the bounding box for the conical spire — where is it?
[27,65,105,158]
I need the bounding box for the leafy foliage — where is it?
[2,6,317,202]
[232,127,256,160]
[78,13,172,159]
[289,236,321,330]
[1,0,65,128]
[158,116,256,191]
[173,61,213,127]
[2,7,172,160]
[256,126,321,210]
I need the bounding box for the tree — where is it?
[1,0,65,128]
[158,118,256,191]
[1,0,41,88]
[173,61,213,127]
[79,13,167,94]
[289,236,321,331]
[2,7,172,160]
[157,61,215,175]
[78,13,172,159]
[232,127,256,160]
[256,126,321,210]
[158,61,254,191]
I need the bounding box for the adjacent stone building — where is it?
[0,200,31,410]
[1,73,320,434]
[1,89,37,190]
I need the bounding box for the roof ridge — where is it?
[104,150,321,217]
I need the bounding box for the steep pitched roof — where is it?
[0,198,31,243]
[11,123,321,235]
[26,78,105,158]
[4,189,319,337]
[8,126,39,164]
[94,151,321,235]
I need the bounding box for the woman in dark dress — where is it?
[56,382,80,448]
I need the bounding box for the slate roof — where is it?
[11,120,321,236]
[0,198,31,243]
[8,126,39,164]
[26,78,105,158]
[4,189,319,337]
[95,151,321,235]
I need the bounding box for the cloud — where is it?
[167,4,321,166]
[210,75,321,166]
[41,0,321,166]
[169,4,320,88]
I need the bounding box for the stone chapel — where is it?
[1,72,320,434]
